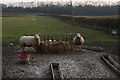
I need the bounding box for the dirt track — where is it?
[2,41,120,78]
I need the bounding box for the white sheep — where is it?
[20,33,40,51]
[33,18,36,21]
[73,33,84,51]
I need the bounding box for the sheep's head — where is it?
[76,36,81,41]
[34,33,40,46]
[73,33,82,43]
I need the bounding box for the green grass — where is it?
[2,15,118,44]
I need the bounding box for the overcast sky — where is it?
[0,0,119,4]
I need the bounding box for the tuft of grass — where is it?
[2,15,119,44]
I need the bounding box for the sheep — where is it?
[46,38,56,42]
[20,33,40,51]
[9,42,14,46]
[73,33,84,51]
[33,18,36,21]
[46,38,52,42]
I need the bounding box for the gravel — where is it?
[2,46,120,78]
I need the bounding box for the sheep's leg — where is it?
[76,45,82,52]
[20,46,23,52]
[34,47,37,53]
[79,45,84,52]
[21,47,24,52]
[76,45,79,51]
[23,46,25,52]
[79,45,81,50]
[20,43,25,52]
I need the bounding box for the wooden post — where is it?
[44,34,45,42]
[65,34,67,43]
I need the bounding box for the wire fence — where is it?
[40,33,74,43]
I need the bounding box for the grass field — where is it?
[2,14,118,44]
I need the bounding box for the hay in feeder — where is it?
[36,41,75,53]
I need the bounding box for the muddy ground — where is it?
[2,41,120,79]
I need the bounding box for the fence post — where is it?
[66,34,67,43]
[44,34,45,42]
[61,34,64,41]
[71,33,73,43]
[40,34,42,42]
